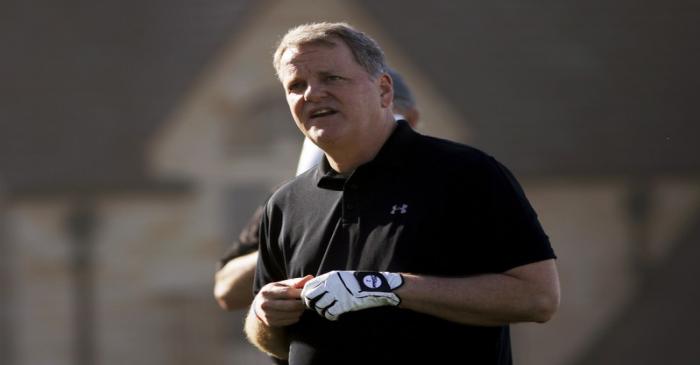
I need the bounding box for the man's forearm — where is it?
[214,251,258,310]
[244,306,291,359]
[396,259,560,326]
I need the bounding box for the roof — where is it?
[358,0,700,176]
[1,0,254,193]
[2,0,699,194]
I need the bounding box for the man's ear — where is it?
[378,73,393,108]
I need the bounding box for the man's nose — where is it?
[304,82,326,102]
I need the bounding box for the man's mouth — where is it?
[309,108,338,119]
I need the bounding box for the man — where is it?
[214,68,419,311]
[294,68,419,176]
[246,22,560,365]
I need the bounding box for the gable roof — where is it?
[2,1,699,194]
[357,0,700,176]
[1,0,254,193]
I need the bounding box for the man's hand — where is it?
[301,271,403,321]
[253,275,314,327]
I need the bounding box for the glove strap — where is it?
[353,271,395,292]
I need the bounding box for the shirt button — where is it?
[346,203,354,210]
[349,184,359,191]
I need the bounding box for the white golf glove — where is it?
[301,270,403,321]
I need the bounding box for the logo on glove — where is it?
[354,271,391,292]
[362,274,382,289]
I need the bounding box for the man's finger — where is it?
[304,289,329,310]
[260,298,306,313]
[257,303,306,327]
[312,291,335,309]
[292,274,315,289]
[279,275,315,288]
[262,283,305,300]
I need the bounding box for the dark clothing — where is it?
[218,205,265,268]
[255,121,555,365]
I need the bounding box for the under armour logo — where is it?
[390,204,408,215]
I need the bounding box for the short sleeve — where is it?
[252,201,288,295]
[476,156,556,272]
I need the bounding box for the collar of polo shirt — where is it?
[315,120,417,190]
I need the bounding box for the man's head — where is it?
[273,22,387,81]
[274,22,396,158]
[387,68,420,128]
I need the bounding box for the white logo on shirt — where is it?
[390,204,408,215]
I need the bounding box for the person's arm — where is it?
[245,275,313,359]
[302,259,559,325]
[396,259,560,326]
[214,251,258,310]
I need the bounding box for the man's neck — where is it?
[325,118,397,174]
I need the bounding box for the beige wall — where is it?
[11,200,74,365]
[7,194,252,365]
[95,194,218,365]
[512,180,633,365]
[512,177,700,365]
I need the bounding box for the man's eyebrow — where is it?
[318,71,339,77]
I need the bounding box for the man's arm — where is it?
[396,259,560,326]
[214,251,258,310]
[244,307,290,359]
[244,276,313,359]
[302,259,559,325]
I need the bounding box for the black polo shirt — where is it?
[255,121,555,365]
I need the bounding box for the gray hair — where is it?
[273,22,387,80]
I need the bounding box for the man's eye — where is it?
[327,75,342,81]
[288,82,305,92]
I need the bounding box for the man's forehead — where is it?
[279,42,348,80]
[281,40,340,65]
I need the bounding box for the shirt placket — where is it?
[341,177,360,225]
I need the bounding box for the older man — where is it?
[213,68,419,313]
[245,22,560,365]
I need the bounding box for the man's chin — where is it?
[308,129,341,149]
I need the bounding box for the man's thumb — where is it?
[291,274,314,289]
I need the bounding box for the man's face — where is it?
[278,39,391,151]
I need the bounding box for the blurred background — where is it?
[2,0,699,364]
